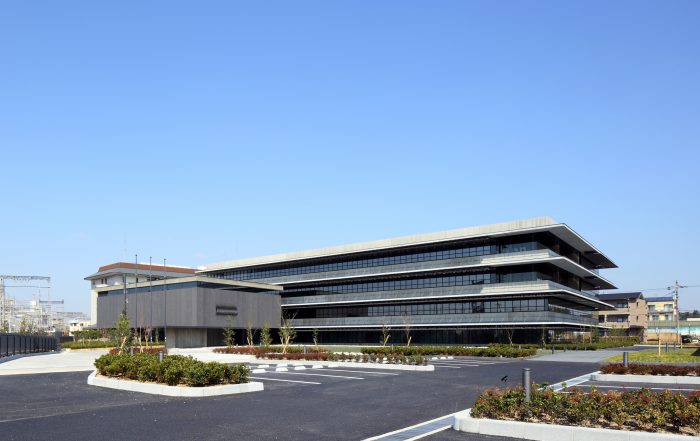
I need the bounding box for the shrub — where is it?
[94,353,249,387]
[360,345,536,358]
[62,341,116,349]
[471,385,700,435]
[108,346,165,355]
[600,363,700,376]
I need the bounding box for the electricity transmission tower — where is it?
[0,275,51,332]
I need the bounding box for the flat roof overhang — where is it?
[199,217,617,273]
[94,275,282,293]
[273,253,617,290]
[282,284,616,311]
[292,322,603,330]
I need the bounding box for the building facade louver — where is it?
[199,217,617,345]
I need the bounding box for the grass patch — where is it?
[604,348,700,363]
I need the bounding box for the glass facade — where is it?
[197,228,613,345]
[211,242,540,281]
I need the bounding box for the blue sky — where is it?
[1,1,698,315]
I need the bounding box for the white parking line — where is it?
[430,363,481,369]
[321,369,399,376]
[431,364,461,369]
[278,372,365,380]
[249,376,321,385]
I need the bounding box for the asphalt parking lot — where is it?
[0,356,599,441]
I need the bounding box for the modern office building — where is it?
[87,262,283,348]
[199,217,617,345]
[86,262,197,325]
[596,292,647,338]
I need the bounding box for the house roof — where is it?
[597,292,643,302]
[645,296,674,302]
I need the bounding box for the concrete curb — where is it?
[87,371,264,397]
[453,409,699,441]
[591,373,700,385]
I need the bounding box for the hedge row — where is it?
[62,341,116,349]
[601,363,700,376]
[94,353,249,386]
[360,346,536,358]
[261,352,427,365]
[509,338,639,351]
[108,347,165,355]
[213,346,328,356]
[472,386,700,435]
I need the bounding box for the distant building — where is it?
[68,319,92,336]
[85,263,197,325]
[646,296,676,322]
[596,292,647,338]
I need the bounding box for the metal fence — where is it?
[0,333,58,358]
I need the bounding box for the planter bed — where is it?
[592,373,700,385]
[467,385,700,438]
[454,409,697,441]
[601,363,700,376]
[88,371,263,397]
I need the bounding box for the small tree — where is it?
[312,328,319,350]
[505,328,515,346]
[246,322,256,347]
[402,314,412,347]
[113,312,132,354]
[223,316,236,348]
[260,323,273,347]
[278,316,297,354]
[19,318,36,334]
[381,324,391,347]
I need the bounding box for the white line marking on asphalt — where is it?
[362,413,457,441]
[278,372,364,380]
[403,424,452,441]
[249,376,321,385]
[431,362,477,366]
[431,364,460,369]
[322,369,399,375]
[548,371,597,391]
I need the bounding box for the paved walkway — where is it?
[531,346,644,363]
[0,350,107,375]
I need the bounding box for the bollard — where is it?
[551,346,555,354]
[158,351,164,362]
[623,351,629,368]
[130,347,134,356]
[303,345,307,354]
[523,368,532,403]
[665,343,669,353]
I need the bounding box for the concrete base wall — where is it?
[167,328,207,349]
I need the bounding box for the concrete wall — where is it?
[97,287,281,330]
[168,328,207,348]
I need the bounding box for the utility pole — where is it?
[668,280,687,348]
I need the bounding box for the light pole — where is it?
[134,254,138,342]
[149,256,153,343]
[163,258,167,349]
